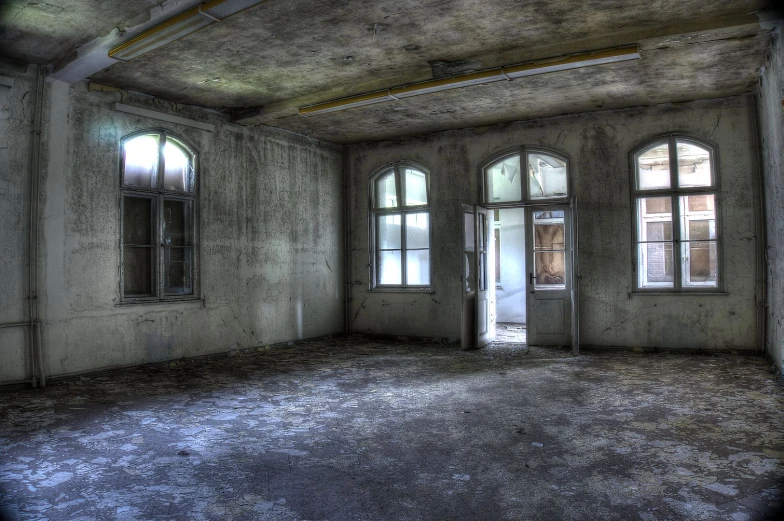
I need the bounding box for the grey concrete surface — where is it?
[347,96,761,350]
[0,336,782,520]
[757,25,784,376]
[0,0,163,65]
[0,72,344,384]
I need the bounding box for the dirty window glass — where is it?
[163,140,192,191]
[405,168,427,206]
[485,155,521,203]
[528,153,567,200]
[375,170,397,208]
[637,142,670,190]
[123,134,159,187]
[676,141,712,188]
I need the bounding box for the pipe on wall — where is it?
[28,65,46,388]
[342,146,352,335]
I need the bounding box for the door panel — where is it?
[526,205,572,346]
[475,205,495,347]
[461,204,476,350]
[571,197,580,355]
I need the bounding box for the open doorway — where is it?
[492,207,527,346]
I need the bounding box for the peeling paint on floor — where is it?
[0,337,782,520]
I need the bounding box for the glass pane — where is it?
[406,250,430,285]
[405,168,427,206]
[486,155,521,203]
[123,197,153,245]
[123,246,154,296]
[638,243,674,288]
[123,134,159,187]
[464,252,475,292]
[479,252,486,290]
[679,195,716,240]
[379,250,402,285]
[165,247,193,295]
[464,211,474,252]
[163,200,193,247]
[534,251,565,288]
[534,223,565,252]
[637,197,672,242]
[676,141,712,188]
[479,213,487,251]
[528,153,567,200]
[163,140,191,191]
[637,143,670,190]
[405,213,429,249]
[375,170,397,208]
[378,214,401,249]
[681,241,718,287]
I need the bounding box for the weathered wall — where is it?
[0,73,344,384]
[758,23,784,374]
[0,68,36,382]
[347,96,761,350]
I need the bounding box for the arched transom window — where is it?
[369,163,431,289]
[483,148,569,204]
[632,135,720,291]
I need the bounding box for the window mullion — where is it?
[156,194,163,299]
[400,211,407,287]
[520,147,528,202]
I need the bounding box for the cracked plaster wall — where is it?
[0,71,344,384]
[347,96,761,350]
[757,23,784,374]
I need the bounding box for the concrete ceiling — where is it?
[0,0,164,65]
[0,0,776,143]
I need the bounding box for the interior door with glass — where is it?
[475,205,496,347]
[526,205,572,346]
[461,204,476,350]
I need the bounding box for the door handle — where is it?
[529,273,537,285]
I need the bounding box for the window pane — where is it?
[464,252,475,292]
[123,197,153,245]
[534,223,565,251]
[375,170,397,208]
[377,214,401,249]
[406,249,430,285]
[638,243,674,288]
[123,134,159,187]
[679,195,715,241]
[163,199,193,247]
[534,251,565,288]
[681,241,718,287]
[165,246,193,295]
[464,211,475,252]
[123,246,154,296]
[676,141,712,188]
[528,153,567,200]
[486,155,521,203]
[405,212,429,249]
[163,140,191,191]
[379,250,402,285]
[637,143,670,190]
[404,168,427,206]
[637,197,672,242]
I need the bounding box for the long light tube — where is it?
[299,45,640,117]
[108,0,267,61]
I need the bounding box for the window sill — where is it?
[631,291,728,296]
[115,297,204,307]
[368,287,434,294]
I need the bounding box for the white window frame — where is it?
[119,129,200,304]
[631,134,723,294]
[368,162,432,291]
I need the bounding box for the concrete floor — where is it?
[0,337,782,521]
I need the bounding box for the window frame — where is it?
[118,129,201,304]
[368,161,433,291]
[480,146,571,207]
[630,133,724,294]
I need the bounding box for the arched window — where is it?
[369,162,431,289]
[120,130,199,302]
[632,135,720,291]
[483,148,569,204]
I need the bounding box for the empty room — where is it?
[1,0,783,519]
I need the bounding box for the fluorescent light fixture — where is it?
[299,45,640,117]
[109,0,267,61]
